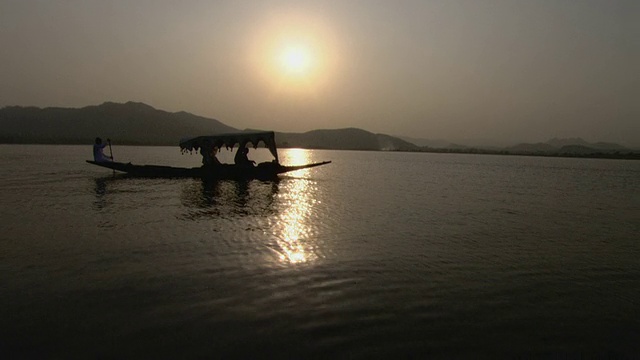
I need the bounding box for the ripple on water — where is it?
[2,147,640,357]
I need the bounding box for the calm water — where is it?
[1,145,639,358]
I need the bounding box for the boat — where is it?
[86,131,331,180]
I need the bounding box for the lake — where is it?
[1,144,639,358]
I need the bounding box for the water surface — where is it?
[1,145,639,357]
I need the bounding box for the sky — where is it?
[1,0,638,146]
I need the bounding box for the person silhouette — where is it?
[234,146,255,166]
[93,137,112,162]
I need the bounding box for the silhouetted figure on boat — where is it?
[93,137,112,162]
[210,147,221,165]
[234,145,255,167]
[201,141,221,167]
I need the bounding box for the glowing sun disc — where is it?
[280,46,311,74]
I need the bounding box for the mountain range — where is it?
[0,102,417,150]
[0,102,636,156]
[0,102,236,145]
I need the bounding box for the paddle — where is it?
[107,139,114,175]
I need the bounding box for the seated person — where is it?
[234,146,255,166]
[93,137,112,162]
[210,147,221,165]
[201,144,221,166]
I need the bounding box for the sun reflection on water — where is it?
[273,149,318,264]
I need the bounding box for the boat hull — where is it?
[86,160,330,180]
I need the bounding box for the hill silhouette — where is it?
[505,138,630,154]
[0,102,237,145]
[277,128,418,151]
[0,102,416,150]
[416,137,638,159]
[1,102,635,158]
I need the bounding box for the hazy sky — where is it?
[1,0,638,145]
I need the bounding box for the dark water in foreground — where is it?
[1,145,639,358]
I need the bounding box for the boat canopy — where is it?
[179,131,279,162]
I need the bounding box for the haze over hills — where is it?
[401,135,634,151]
[0,102,416,150]
[277,128,417,151]
[398,136,456,149]
[414,137,637,157]
[0,102,636,157]
[505,138,632,154]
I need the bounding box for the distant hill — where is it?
[278,128,418,151]
[400,136,513,149]
[398,136,454,148]
[546,137,591,148]
[0,102,238,145]
[399,135,638,159]
[507,142,557,153]
[0,102,416,151]
[1,102,633,155]
[546,137,627,151]
[506,138,629,154]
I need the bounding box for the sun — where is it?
[248,11,341,93]
[280,46,312,74]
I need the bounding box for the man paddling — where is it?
[93,137,113,162]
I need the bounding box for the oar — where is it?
[107,139,115,175]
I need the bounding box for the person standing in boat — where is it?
[93,137,112,162]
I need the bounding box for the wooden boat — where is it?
[86,131,331,180]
